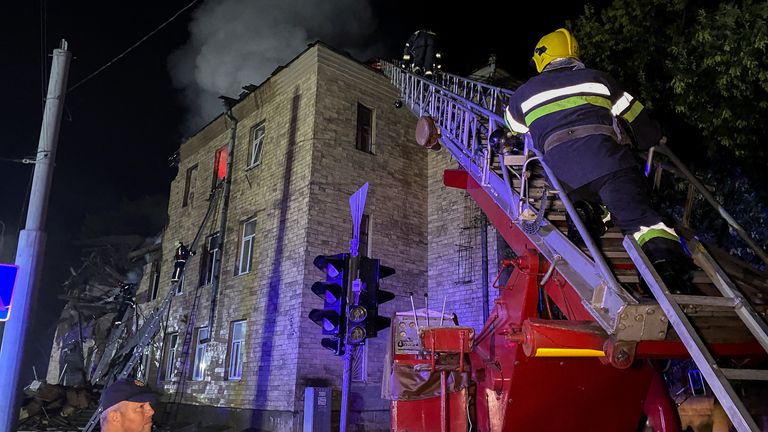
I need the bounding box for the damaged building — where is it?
[20,235,161,430]
[33,42,508,432]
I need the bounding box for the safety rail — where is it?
[433,70,515,116]
[381,60,662,341]
[653,143,768,268]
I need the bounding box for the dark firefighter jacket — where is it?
[504,64,662,190]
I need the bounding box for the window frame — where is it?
[355,103,374,154]
[238,219,257,275]
[182,164,198,208]
[163,332,179,381]
[147,260,161,301]
[200,233,221,286]
[191,327,209,381]
[227,320,246,380]
[212,145,228,188]
[248,123,266,168]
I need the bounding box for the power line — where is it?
[67,0,199,93]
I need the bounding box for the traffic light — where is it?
[355,257,396,341]
[309,254,349,356]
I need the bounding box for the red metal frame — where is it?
[444,168,680,431]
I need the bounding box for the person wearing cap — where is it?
[99,379,157,432]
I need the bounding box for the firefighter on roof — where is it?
[503,28,697,294]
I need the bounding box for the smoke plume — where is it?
[170,0,379,133]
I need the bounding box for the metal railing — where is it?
[381,60,649,337]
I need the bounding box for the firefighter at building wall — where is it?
[502,28,697,294]
[171,241,194,283]
[402,29,442,78]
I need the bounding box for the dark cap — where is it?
[100,379,158,411]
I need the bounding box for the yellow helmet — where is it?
[531,28,580,73]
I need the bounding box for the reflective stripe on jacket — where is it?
[504,66,661,189]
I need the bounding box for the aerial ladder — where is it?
[381,61,768,431]
[81,184,223,432]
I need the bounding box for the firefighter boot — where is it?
[566,201,607,248]
[640,237,700,295]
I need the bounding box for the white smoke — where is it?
[170,0,379,132]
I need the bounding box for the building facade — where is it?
[134,42,505,431]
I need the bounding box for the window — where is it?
[351,344,367,382]
[200,233,221,286]
[192,327,209,381]
[355,103,373,153]
[238,219,257,275]
[183,165,198,207]
[359,214,370,257]
[137,346,152,383]
[228,320,246,380]
[248,123,265,167]
[163,333,179,381]
[213,145,228,187]
[147,260,161,301]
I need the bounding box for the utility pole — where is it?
[0,40,71,431]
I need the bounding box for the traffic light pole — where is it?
[340,254,358,432]
[0,40,71,432]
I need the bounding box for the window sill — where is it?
[245,162,261,172]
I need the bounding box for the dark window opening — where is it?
[355,103,373,153]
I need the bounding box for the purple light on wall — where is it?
[0,264,19,321]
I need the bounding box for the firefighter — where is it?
[503,28,697,295]
[99,379,156,432]
[171,241,194,283]
[402,29,441,78]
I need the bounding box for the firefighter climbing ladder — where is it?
[82,184,223,432]
[381,61,768,432]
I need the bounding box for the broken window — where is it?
[200,233,221,286]
[355,103,374,153]
[163,332,179,381]
[227,320,246,380]
[147,260,161,301]
[238,219,257,275]
[192,327,209,381]
[212,145,227,187]
[248,123,265,167]
[183,164,198,208]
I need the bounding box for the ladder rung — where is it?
[671,295,736,308]
[721,368,768,381]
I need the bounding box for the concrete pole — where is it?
[0,40,71,432]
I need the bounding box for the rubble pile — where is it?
[17,235,162,430]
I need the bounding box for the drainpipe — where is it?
[481,214,489,322]
[204,104,237,340]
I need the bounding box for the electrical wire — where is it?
[67,0,200,93]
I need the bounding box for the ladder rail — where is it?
[624,236,762,432]
[655,143,768,267]
[688,238,768,353]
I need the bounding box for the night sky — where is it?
[0,0,609,374]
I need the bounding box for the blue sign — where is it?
[0,264,19,322]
